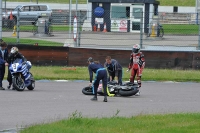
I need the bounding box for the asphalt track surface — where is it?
[0,80,200,132]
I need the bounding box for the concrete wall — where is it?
[10,45,200,70]
[158,6,195,13]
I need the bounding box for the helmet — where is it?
[11,47,19,55]
[87,57,93,62]
[132,44,140,54]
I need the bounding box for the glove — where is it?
[137,60,143,66]
[89,82,92,87]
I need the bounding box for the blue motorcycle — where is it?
[9,58,35,91]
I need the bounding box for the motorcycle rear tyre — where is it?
[119,87,139,96]
[27,73,35,90]
[27,81,35,90]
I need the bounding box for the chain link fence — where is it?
[1,8,199,51]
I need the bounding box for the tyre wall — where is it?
[9,45,200,69]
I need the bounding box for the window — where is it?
[111,6,129,19]
[39,6,47,11]
[21,6,30,12]
[30,6,39,11]
[132,8,142,19]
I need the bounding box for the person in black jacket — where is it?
[88,57,108,102]
[0,41,9,90]
[6,47,26,89]
[104,56,123,85]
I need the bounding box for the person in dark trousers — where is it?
[0,41,9,90]
[88,57,108,102]
[104,56,123,85]
[6,47,26,89]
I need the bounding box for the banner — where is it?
[111,19,127,32]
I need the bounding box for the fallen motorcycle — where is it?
[9,58,35,91]
[82,81,139,97]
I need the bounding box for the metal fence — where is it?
[1,10,200,51]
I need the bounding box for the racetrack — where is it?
[0,80,200,132]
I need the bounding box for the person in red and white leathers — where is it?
[127,44,145,95]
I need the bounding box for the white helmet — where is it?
[132,44,140,54]
[11,47,19,55]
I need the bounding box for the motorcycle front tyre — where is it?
[12,77,25,91]
[82,86,93,95]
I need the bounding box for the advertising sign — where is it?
[111,19,127,32]
[94,7,104,17]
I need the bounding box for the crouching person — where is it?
[87,57,108,102]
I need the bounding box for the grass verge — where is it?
[4,24,198,35]
[20,111,200,133]
[6,0,196,6]
[3,66,200,82]
[2,37,63,46]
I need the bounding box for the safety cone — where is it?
[97,23,100,32]
[93,24,97,32]
[10,11,13,20]
[12,25,16,37]
[103,23,107,32]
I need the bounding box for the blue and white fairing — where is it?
[9,58,32,86]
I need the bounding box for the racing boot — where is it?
[0,87,5,90]
[90,95,97,101]
[103,96,107,102]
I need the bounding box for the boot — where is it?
[0,87,5,90]
[103,96,107,102]
[90,95,97,101]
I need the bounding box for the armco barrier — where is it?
[7,45,200,69]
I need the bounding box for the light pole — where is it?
[0,0,2,40]
[4,0,6,13]
[69,0,71,38]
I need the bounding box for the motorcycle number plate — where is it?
[12,63,19,72]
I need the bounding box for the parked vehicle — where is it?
[2,4,52,27]
[82,81,139,97]
[9,58,35,91]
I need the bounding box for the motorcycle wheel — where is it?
[12,76,25,91]
[119,87,139,96]
[82,86,93,95]
[97,90,104,96]
[27,81,35,90]
[27,73,35,90]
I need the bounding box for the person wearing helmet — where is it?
[127,44,145,96]
[104,56,123,85]
[6,47,26,89]
[87,57,108,102]
[0,41,9,90]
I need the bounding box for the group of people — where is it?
[1,41,145,101]
[0,40,26,90]
[87,44,145,102]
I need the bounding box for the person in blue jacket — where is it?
[87,57,108,102]
[0,41,9,90]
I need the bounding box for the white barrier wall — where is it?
[158,6,195,13]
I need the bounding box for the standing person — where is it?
[104,56,123,85]
[127,44,145,96]
[0,41,9,90]
[88,57,108,102]
[6,47,26,89]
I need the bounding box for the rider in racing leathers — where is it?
[6,47,26,89]
[127,44,145,96]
